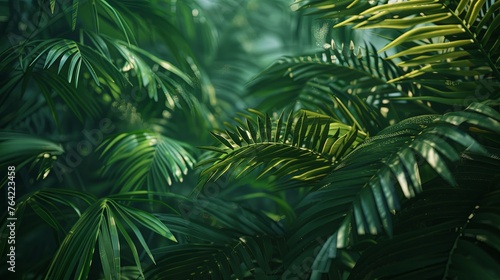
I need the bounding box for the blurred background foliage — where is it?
[0,0,499,279]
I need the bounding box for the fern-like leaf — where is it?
[99,131,196,193]
[350,180,500,278]
[328,0,499,96]
[287,102,499,279]
[44,194,176,280]
[197,110,366,191]
[248,44,423,134]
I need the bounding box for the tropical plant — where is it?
[189,0,500,278]
[0,0,299,278]
[0,0,499,279]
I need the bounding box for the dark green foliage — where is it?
[198,110,365,191]
[1,0,499,279]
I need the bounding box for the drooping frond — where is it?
[248,43,422,134]
[0,0,203,126]
[99,131,196,193]
[286,102,500,279]
[291,0,378,18]
[0,131,63,165]
[53,0,180,46]
[78,0,198,70]
[0,33,198,123]
[0,189,94,253]
[0,132,63,182]
[146,198,285,279]
[90,33,196,109]
[197,110,366,191]
[45,194,176,280]
[295,0,500,99]
[25,38,126,88]
[0,38,122,122]
[349,177,500,279]
[339,0,500,79]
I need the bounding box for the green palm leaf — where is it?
[80,0,198,71]
[1,34,196,123]
[62,0,136,44]
[99,131,196,193]
[146,198,285,279]
[197,110,366,191]
[33,69,102,122]
[288,102,499,279]
[295,0,500,103]
[0,131,64,182]
[23,38,125,88]
[349,182,500,279]
[0,131,63,164]
[337,0,499,87]
[0,189,94,263]
[248,43,425,134]
[92,34,196,109]
[45,194,176,280]
[292,0,376,18]
[0,38,124,122]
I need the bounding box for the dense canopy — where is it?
[1,0,499,279]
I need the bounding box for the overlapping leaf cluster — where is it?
[1,0,499,279]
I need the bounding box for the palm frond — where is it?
[20,38,126,88]
[349,180,500,279]
[291,0,377,18]
[146,198,285,279]
[1,32,199,123]
[318,0,499,93]
[45,194,176,280]
[247,43,422,134]
[197,110,366,191]
[295,0,500,106]
[0,38,124,122]
[0,189,95,266]
[3,0,500,278]
[0,131,63,164]
[0,131,63,182]
[44,0,200,82]
[287,102,499,278]
[99,131,196,193]
[61,0,136,44]
[89,0,198,72]
[91,33,196,110]
[34,70,103,122]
